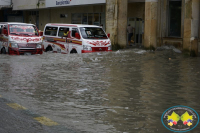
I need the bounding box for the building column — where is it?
[183,0,200,56]
[106,0,128,48]
[144,0,158,49]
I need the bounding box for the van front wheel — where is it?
[70,49,77,54]
[46,46,53,52]
[1,48,6,54]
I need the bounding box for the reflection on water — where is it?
[0,49,200,133]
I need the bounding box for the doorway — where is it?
[127,17,143,45]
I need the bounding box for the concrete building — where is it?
[2,0,200,55]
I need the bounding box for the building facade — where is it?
[2,0,200,55]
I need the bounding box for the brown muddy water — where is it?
[0,48,200,133]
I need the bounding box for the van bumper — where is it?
[8,48,43,55]
[82,50,112,53]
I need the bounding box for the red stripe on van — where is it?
[68,39,82,45]
[47,41,66,50]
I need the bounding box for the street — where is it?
[0,49,200,133]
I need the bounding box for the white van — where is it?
[42,23,112,54]
[0,22,43,55]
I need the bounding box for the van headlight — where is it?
[36,43,42,48]
[9,43,18,48]
[108,45,112,50]
[83,45,92,51]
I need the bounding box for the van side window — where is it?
[72,28,79,37]
[58,27,69,37]
[44,26,58,36]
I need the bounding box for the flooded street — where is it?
[0,49,200,133]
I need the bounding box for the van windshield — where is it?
[9,24,39,36]
[80,27,108,39]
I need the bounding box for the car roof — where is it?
[45,23,100,28]
[0,22,35,26]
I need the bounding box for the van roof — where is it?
[0,22,35,26]
[45,23,100,28]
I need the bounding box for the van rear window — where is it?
[45,26,58,36]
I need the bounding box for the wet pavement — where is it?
[0,48,200,133]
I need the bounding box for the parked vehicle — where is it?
[42,23,112,54]
[0,22,43,55]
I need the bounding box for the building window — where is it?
[71,13,105,27]
[72,14,82,24]
[168,0,182,37]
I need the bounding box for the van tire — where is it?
[1,48,6,54]
[70,49,77,54]
[46,46,53,52]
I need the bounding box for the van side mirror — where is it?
[3,29,8,35]
[39,31,43,36]
[107,33,110,38]
[75,32,80,39]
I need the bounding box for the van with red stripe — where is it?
[0,22,43,55]
[42,23,112,54]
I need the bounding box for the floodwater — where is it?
[0,48,200,133]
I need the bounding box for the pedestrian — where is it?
[127,24,134,46]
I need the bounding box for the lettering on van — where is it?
[87,41,110,46]
[56,0,71,5]
[11,37,41,42]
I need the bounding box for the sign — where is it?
[0,0,11,6]
[0,0,11,8]
[46,0,106,8]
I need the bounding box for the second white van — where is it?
[42,23,112,54]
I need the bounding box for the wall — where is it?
[38,5,105,30]
[128,3,145,19]
[12,0,45,10]
[144,0,158,49]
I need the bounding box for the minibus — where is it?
[42,23,112,54]
[0,22,43,55]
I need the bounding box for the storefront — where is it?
[34,0,106,30]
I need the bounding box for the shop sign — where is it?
[0,0,11,5]
[46,0,106,8]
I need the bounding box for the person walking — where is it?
[127,24,134,46]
